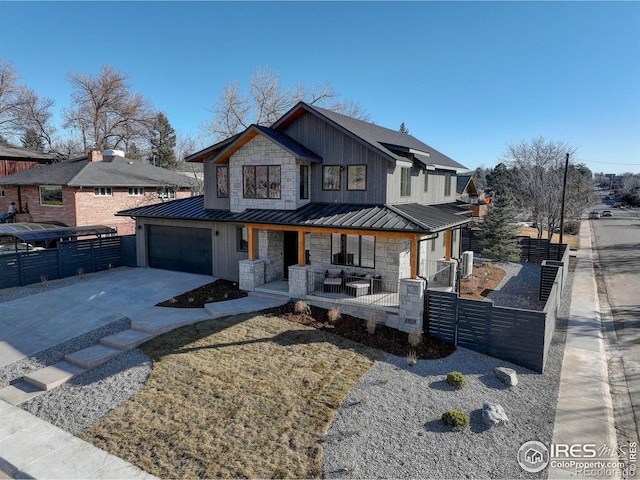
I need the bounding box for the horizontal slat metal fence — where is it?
[428,290,548,373]
[461,229,568,263]
[0,237,125,289]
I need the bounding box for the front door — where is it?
[283,231,298,280]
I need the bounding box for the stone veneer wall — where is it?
[307,232,409,292]
[259,230,284,283]
[229,135,310,213]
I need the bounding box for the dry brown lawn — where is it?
[517,226,580,250]
[77,313,382,479]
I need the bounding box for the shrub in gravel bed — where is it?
[441,410,469,429]
[446,371,467,389]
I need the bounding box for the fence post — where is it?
[57,244,63,278]
[91,239,96,272]
[17,252,24,286]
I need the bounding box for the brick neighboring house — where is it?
[119,102,473,333]
[0,150,194,234]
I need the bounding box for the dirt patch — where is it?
[459,262,506,300]
[156,279,247,307]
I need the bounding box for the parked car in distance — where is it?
[589,211,601,219]
[602,210,612,217]
[613,202,622,208]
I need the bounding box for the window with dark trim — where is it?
[347,165,366,191]
[243,165,281,199]
[40,185,63,206]
[300,165,309,199]
[322,165,341,190]
[237,227,248,252]
[444,172,452,196]
[331,234,375,268]
[424,171,429,192]
[216,166,229,198]
[400,167,412,196]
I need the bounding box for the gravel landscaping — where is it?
[0,262,570,479]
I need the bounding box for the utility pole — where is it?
[559,152,569,246]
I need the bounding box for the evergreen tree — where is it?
[399,122,410,134]
[21,128,45,152]
[485,162,511,195]
[148,112,177,169]
[478,195,521,262]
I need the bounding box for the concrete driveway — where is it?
[0,267,213,369]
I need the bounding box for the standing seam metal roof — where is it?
[117,196,472,233]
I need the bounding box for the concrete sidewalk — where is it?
[548,220,620,479]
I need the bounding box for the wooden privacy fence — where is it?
[0,236,137,289]
[428,242,569,373]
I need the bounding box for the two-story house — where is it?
[119,102,472,332]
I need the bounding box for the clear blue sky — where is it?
[1,1,639,174]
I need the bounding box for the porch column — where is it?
[445,229,452,261]
[247,226,257,261]
[298,230,306,266]
[410,236,419,279]
[398,277,425,333]
[288,264,312,298]
[239,258,265,291]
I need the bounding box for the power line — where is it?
[579,159,639,166]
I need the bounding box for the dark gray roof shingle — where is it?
[0,155,194,187]
[0,144,59,162]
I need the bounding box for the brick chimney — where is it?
[88,150,103,162]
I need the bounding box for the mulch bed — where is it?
[156,279,247,308]
[156,280,454,360]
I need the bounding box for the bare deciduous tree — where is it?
[63,65,156,153]
[206,66,369,140]
[0,58,25,138]
[502,137,580,239]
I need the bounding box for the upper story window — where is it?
[400,167,412,196]
[40,185,63,206]
[424,171,429,192]
[444,172,452,196]
[300,165,309,199]
[94,187,112,197]
[347,165,366,191]
[216,166,229,198]
[157,187,176,200]
[322,165,341,191]
[128,187,144,196]
[0,188,4,197]
[243,165,281,199]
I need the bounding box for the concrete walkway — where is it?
[548,220,620,479]
[0,268,289,479]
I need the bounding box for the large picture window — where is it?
[322,165,341,190]
[39,185,63,206]
[217,166,229,198]
[243,165,281,199]
[400,167,411,196]
[331,234,375,268]
[347,165,366,191]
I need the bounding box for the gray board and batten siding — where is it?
[281,110,389,205]
[135,217,247,280]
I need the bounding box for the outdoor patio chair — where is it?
[324,268,344,293]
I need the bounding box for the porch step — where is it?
[0,381,44,406]
[248,290,290,300]
[65,344,122,369]
[100,329,155,350]
[23,361,86,391]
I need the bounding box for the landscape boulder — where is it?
[493,366,518,387]
[483,403,509,428]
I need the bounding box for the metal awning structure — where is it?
[0,223,116,242]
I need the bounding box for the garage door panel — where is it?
[147,225,212,275]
